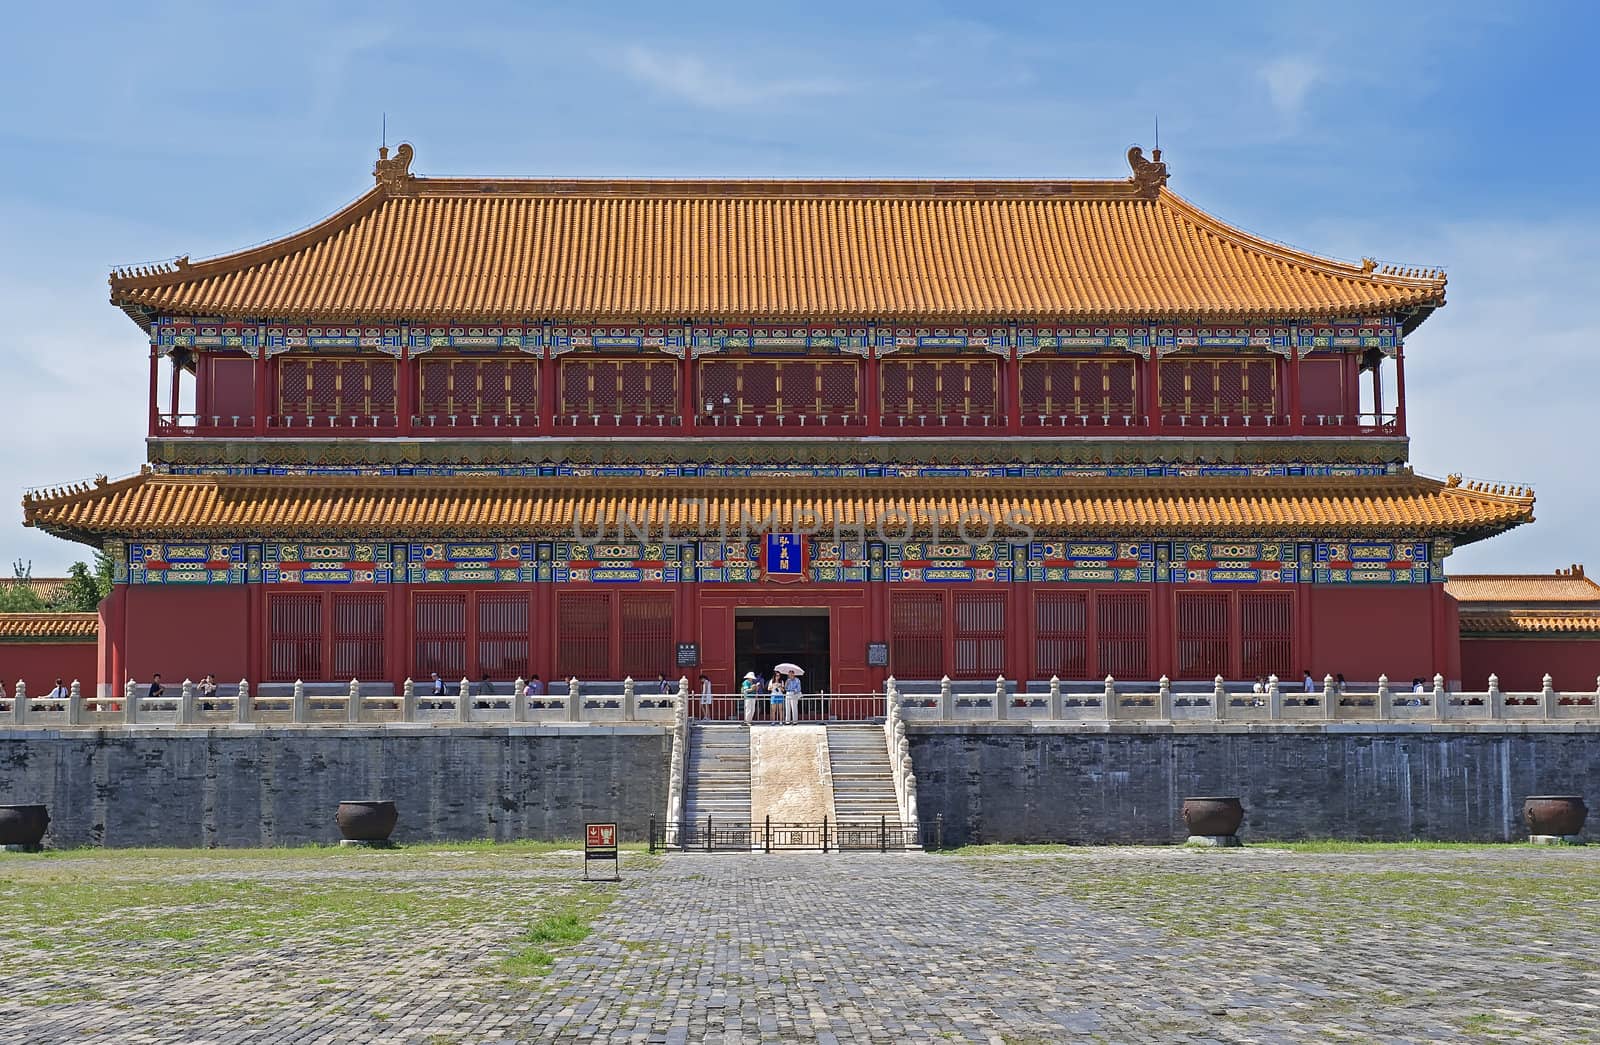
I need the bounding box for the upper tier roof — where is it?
[108,144,1447,326]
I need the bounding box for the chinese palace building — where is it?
[20,144,1537,697]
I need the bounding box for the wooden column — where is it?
[864,350,881,436]
[398,345,415,436]
[1394,346,1407,436]
[168,354,181,419]
[148,347,160,437]
[540,343,557,431]
[1003,346,1021,434]
[1288,349,1303,435]
[253,347,269,435]
[680,350,696,433]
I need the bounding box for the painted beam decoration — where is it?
[116,536,1436,585]
[264,542,398,584]
[128,542,247,584]
[690,324,870,357]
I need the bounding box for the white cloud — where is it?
[617,45,849,110]
[1258,56,1322,117]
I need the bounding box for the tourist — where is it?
[1335,673,1347,696]
[1252,676,1265,695]
[48,677,70,700]
[1301,669,1316,693]
[198,674,218,711]
[429,671,445,711]
[784,672,801,723]
[699,674,713,717]
[147,673,165,702]
[740,671,759,722]
[525,674,543,696]
[657,674,671,695]
[767,673,784,722]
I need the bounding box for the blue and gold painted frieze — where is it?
[1023,542,1156,584]
[691,325,870,357]
[554,542,685,584]
[552,325,684,357]
[128,542,247,584]
[1016,326,1151,355]
[114,536,1438,586]
[404,542,534,584]
[264,542,398,584]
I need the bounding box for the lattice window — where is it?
[416,357,539,421]
[619,593,674,680]
[1020,359,1138,420]
[953,591,1006,679]
[1035,591,1088,679]
[697,359,860,421]
[1240,591,1292,680]
[331,593,385,681]
[557,592,610,680]
[276,357,397,421]
[880,359,1000,422]
[1159,359,1278,418]
[1175,592,1230,680]
[268,593,323,682]
[413,593,467,682]
[477,592,531,680]
[1097,592,1149,679]
[890,591,944,679]
[560,359,678,418]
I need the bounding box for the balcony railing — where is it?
[151,410,1402,438]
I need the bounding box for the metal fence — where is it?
[648,815,940,853]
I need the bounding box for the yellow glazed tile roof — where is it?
[1459,611,1600,635]
[23,472,1532,546]
[107,146,1446,324]
[1446,569,1600,605]
[0,613,99,642]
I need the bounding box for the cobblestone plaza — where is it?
[4,843,1597,1043]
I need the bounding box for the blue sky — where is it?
[1,1,1595,574]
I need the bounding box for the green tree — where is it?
[0,560,45,612]
[49,561,104,613]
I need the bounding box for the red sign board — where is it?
[584,822,620,881]
[586,823,617,851]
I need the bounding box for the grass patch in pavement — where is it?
[498,886,616,978]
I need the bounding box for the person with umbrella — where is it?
[775,663,804,724]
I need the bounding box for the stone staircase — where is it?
[683,723,752,823]
[825,725,902,823]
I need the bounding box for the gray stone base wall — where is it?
[0,726,670,848]
[909,724,1600,846]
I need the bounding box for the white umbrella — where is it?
[773,662,804,676]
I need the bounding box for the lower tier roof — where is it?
[0,613,99,642]
[23,471,1533,547]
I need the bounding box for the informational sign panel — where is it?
[867,642,889,667]
[765,533,805,579]
[585,822,620,881]
[676,642,699,667]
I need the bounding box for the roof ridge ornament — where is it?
[1126,145,1169,198]
[374,142,415,191]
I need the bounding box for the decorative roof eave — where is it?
[0,613,99,643]
[105,143,1448,332]
[1459,611,1600,637]
[22,471,1534,549]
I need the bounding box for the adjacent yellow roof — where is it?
[1459,611,1600,635]
[1446,568,1600,605]
[108,145,1446,325]
[23,471,1531,546]
[0,613,98,642]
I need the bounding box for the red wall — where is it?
[0,642,98,696]
[87,579,1475,693]
[1461,638,1600,694]
[1302,583,1458,686]
[121,585,251,689]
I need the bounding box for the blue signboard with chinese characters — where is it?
[765,534,804,577]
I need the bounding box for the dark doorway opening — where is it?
[735,609,831,701]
